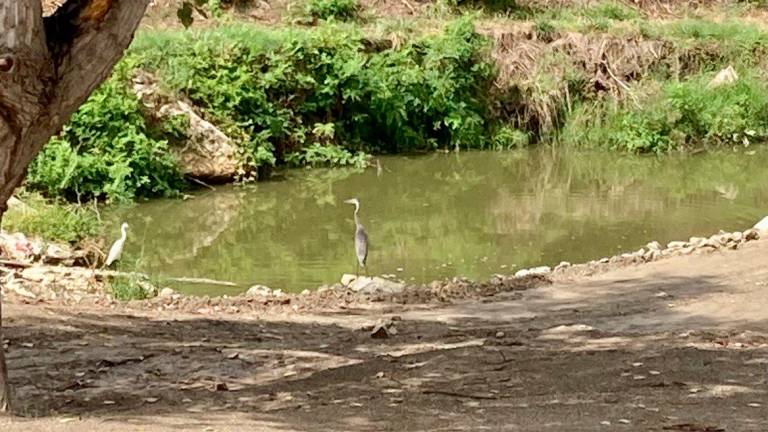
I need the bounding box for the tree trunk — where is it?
[0,0,151,414]
[0,212,9,412]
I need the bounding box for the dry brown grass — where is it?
[483,22,680,134]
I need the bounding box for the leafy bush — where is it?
[561,71,768,153]
[3,192,100,243]
[27,65,186,202]
[131,19,495,164]
[492,126,529,150]
[110,274,158,301]
[305,0,360,21]
[286,143,369,167]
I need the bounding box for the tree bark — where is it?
[0,0,151,413]
[0,215,9,412]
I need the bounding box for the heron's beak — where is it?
[343,199,355,204]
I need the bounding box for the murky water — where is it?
[105,147,768,295]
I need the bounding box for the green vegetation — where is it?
[562,71,768,153]
[109,273,158,301]
[131,19,494,159]
[3,192,101,243]
[22,1,768,207]
[304,0,360,21]
[27,63,186,202]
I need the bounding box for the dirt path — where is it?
[2,240,768,431]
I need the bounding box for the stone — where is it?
[43,243,73,263]
[646,241,662,251]
[754,216,768,233]
[20,266,48,283]
[554,261,571,272]
[689,237,706,247]
[712,234,730,246]
[370,323,392,339]
[349,276,405,295]
[732,231,743,242]
[514,266,551,278]
[707,65,739,89]
[644,250,661,261]
[132,71,240,181]
[667,241,688,249]
[246,285,272,297]
[341,274,357,286]
[159,287,176,298]
[743,229,760,241]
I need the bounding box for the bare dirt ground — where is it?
[2,239,768,431]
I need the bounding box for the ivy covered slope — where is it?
[25,0,768,202]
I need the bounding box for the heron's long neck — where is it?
[120,226,127,241]
[353,206,361,228]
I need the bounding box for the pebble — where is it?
[600,421,611,426]
[495,331,505,338]
[667,241,688,249]
[618,419,631,425]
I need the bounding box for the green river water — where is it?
[105,147,768,295]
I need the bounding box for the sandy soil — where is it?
[1,237,767,431]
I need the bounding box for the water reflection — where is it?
[105,147,768,294]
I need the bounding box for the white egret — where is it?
[105,222,129,267]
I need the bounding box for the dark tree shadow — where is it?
[3,271,768,431]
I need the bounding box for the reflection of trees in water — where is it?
[114,148,768,292]
[108,188,251,267]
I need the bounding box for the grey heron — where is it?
[105,222,129,267]
[344,198,369,275]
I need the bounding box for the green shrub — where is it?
[27,65,186,202]
[305,0,360,21]
[3,192,100,243]
[131,19,495,162]
[492,126,529,150]
[110,274,157,301]
[561,71,768,153]
[285,143,369,167]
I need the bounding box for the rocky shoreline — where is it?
[2,220,767,314]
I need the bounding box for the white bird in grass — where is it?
[105,222,129,267]
[344,198,369,276]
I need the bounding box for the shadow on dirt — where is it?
[4,272,768,431]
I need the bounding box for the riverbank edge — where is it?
[2,219,766,315]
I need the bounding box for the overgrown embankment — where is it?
[24,0,768,203]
